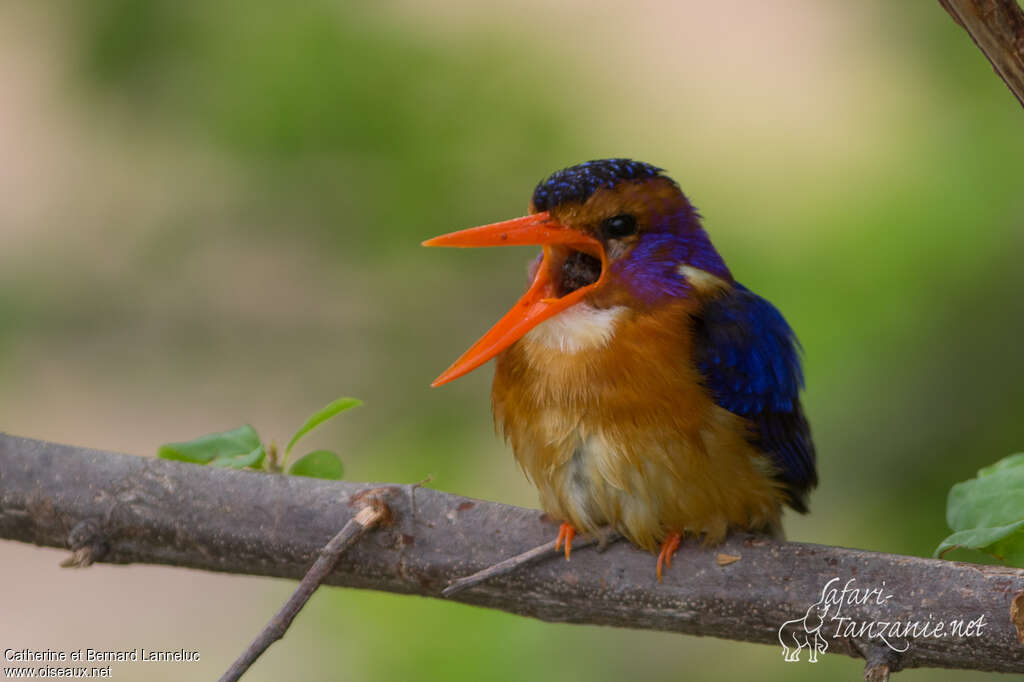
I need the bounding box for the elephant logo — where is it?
[778,599,830,663]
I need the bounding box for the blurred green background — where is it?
[2,1,1022,680]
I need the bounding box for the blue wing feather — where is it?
[693,283,817,511]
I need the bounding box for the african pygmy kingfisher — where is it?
[424,159,816,579]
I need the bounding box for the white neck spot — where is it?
[524,304,626,353]
[677,264,729,294]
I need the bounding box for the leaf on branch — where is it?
[158,425,263,465]
[285,397,362,456]
[935,452,1024,565]
[156,396,361,476]
[209,445,266,470]
[288,450,344,480]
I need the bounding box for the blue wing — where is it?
[692,283,817,512]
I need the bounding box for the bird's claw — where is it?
[656,532,682,581]
[555,523,576,560]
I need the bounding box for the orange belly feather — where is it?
[492,299,787,551]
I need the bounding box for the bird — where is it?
[423,159,816,580]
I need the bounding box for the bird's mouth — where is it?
[423,211,607,386]
[555,248,603,297]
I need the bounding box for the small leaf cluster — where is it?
[935,453,1024,566]
[158,397,361,480]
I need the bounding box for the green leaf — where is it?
[977,452,1024,478]
[209,445,266,470]
[935,453,1024,565]
[285,397,362,455]
[158,425,262,464]
[288,450,344,480]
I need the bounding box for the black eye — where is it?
[601,214,638,239]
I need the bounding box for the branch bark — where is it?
[939,0,1024,108]
[2,433,1024,675]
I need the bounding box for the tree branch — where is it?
[939,0,1024,108]
[2,433,1024,675]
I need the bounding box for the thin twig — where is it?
[219,502,388,682]
[410,474,433,521]
[442,531,620,597]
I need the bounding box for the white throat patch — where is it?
[524,304,626,353]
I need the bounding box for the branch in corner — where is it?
[939,0,1024,108]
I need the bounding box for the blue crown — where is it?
[531,159,670,211]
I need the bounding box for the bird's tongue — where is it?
[423,212,606,386]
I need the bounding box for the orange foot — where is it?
[554,523,577,560]
[656,532,682,582]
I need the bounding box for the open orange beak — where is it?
[423,211,607,386]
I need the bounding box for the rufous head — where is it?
[424,159,731,386]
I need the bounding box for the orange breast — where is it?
[492,300,787,551]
